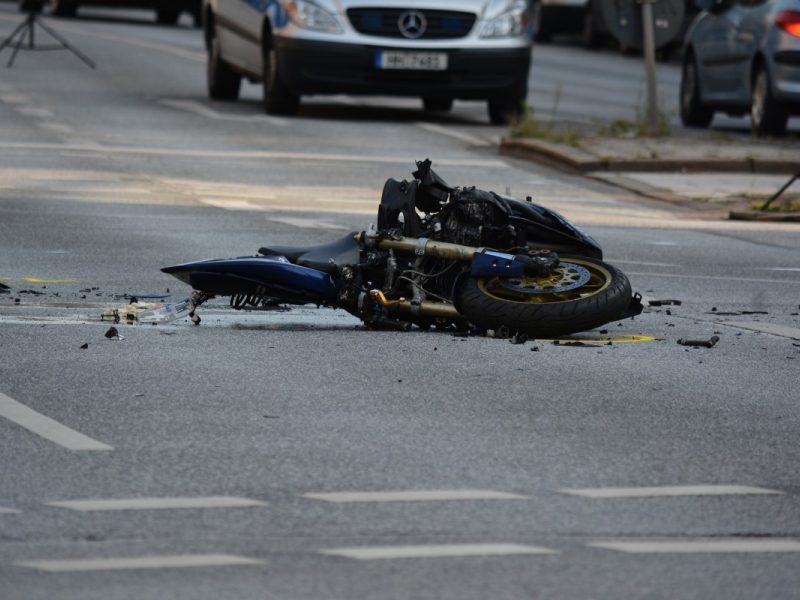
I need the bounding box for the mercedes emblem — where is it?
[398,10,427,39]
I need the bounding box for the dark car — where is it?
[49,0,201,25]
[681,0,800,135]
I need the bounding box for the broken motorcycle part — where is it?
[677,336,720,348]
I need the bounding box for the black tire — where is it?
[680,53,713,128]
[751,64,788,137]
[207,32,241,101]
[262,44,299,115]
[532,5,552,43]
[423,97,453,112]
[156,7,181,25]
[487,96,525,125]
[456,257,633,337]
[581,3,601,49]
[51,0,77,17]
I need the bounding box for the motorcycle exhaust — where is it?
[369,290,462,319]
[360,232,483,262]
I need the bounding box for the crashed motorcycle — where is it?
[162,160,641,336]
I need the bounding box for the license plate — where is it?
[375,51,448,71]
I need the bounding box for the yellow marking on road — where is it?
[21,277,77,284]
[541,334,658,344]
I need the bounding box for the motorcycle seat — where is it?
[258,232,360,274]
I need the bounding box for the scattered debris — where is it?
[104,326,124,340]
[18,289,44,295]
[707,311,742,316]
[134,393,145,397]
[509,332,528,345]
[677,336,720,348]
[648,299,682,306]
[0,282,10,294]
[531,346,539,351]
[741,310,768,315]
[599,329,608,334]
[79,343,88,349]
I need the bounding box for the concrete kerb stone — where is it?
[500,137,800,223]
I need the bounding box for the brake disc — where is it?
[497,262,591,294]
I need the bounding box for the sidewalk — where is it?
[500,133,800,222]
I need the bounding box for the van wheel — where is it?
[156,7,180,25]
[488,96,524,125]
[208,32,241,100]
[423,97,453,112]
[262,46,299,115]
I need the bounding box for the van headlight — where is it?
[286,0,343,33]
[480,0,528,38]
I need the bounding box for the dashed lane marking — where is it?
[560,485,783,498]
[15,107,54,118]
[589,540,800,554]
[48,496,266,511]
[719,321,800,341]
[304,490,528,503]
[415,122,491,147]
[160,99,289,127]
[320,543,558,560]
[0,506,21,514]
[0,391,112,452]
[764,267,800,272]
[0,94,30,104]
[16,554,263,572]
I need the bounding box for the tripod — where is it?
[0,9,95,69]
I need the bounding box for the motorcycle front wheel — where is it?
[456,256,632,337]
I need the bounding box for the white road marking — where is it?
[590,540,800,554]
[628,272,800,285]
[16,107,54,118]
[0,506,21,514]
[0,142,509,168]
[764,267,800,272]
[16,554,263,572]
[605,259,676,267]
[415,122,491,147]
[320,543,558,560]
[648,241,678,246]
[561,485,783,498]
[266,216,348,230]
[160,99,288,127]
[720,321,800,341]
[198,198,262,211]
[37,122,75,135]
[304,490,529,503]
[0,94,30,104]
[0,391,112,451]
[47,496,266,511]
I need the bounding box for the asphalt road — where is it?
[1,6,800,599]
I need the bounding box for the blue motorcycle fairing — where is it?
[161,255,338,302]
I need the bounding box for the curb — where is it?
[729,210,800,222]
[500,138,800,175]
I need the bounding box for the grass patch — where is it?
[749,195,800,212]
[508,107,582,146]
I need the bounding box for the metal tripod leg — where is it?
[35,18,95,69]
[6,24,29,68]
[0,19,29,53]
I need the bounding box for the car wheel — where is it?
[680,54,713,128]
[532,5,552,43]
[581,2,601,49]
[51,0,77,17]
[262,45,299,116]
[423,97,453,113]
[751,64,788,136]
[487,96,524,125]
[207,31,241,101]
